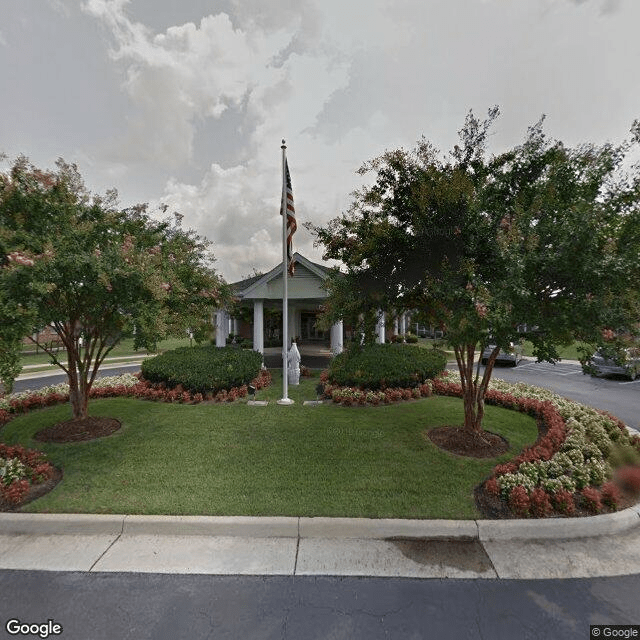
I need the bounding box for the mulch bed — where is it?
[33,417,122,443]
[426,426,509,458]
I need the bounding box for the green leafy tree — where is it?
[0,156,229,419]
[310,108,640,433]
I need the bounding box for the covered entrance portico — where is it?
[215,253,344,359]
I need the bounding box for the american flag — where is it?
[281,158,296,276]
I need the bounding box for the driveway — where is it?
[478,358,640,431]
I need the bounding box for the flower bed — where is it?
[324,383,431,406]
[0,370,272,427]
[434,371,640,517]
[0,443,56,508]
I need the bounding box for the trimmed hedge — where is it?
[327,343,447,390]
[141,345,263,394]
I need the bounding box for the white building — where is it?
[215,252,344,356]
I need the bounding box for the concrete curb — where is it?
[298,517,478,540]
[122,515,299,538]
[2,504,639,540]
[0,513,125,536]
[477,503,640,541]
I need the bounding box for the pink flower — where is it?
[601,328,615,341]
[7,251,35,266]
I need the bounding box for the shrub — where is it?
[2,479,30,505]
[485,477,499,496]
[508,485,530,517]
[327,343,446,390]
[580,487,602,514]
[601,482,621,511]
[141,345,263,394]
[615,466,640,494]
[551,489,575,515]
[529,488,552,517]
[0,443,54,506]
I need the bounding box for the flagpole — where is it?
[278,139,294,405]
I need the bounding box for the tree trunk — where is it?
[455,343,498,433]
[65,340,89,420]
[68,381,89,420]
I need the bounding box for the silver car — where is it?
[588,347,640,380]
[481,342,523,367]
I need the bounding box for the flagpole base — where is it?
[277,398,295,405]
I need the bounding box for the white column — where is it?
[295,309,302,341]
[399,312,406,336]
[376,311,386,344]
[215,309,228,347]
[288,304,297,346]
[330,320,344,355]
[253,299,264,354]
[393,316,399,336]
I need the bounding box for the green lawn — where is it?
[2,373,538,519]
[416,337,591,362]
[521,340,591,361]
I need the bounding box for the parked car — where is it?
[481,342,524,367]
[588,346,640,380]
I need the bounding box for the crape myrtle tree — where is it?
[309,108,640,433]
[0,156,229,418]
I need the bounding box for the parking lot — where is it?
[474,357,640,431]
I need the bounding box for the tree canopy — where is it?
[309,108,640,432]
[0,156,229,416]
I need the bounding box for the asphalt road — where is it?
[480,359,640,432]
[1,571,638,640]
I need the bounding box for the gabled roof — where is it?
[231,252,333,299]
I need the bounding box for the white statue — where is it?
[287,341,301,385]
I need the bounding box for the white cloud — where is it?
[69,0,640,284]
[83,1,293,167]
[152,162,285,281]
[80,1,354,279]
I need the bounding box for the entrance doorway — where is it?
[301,311,328,343]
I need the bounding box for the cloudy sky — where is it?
[2,0,639,282]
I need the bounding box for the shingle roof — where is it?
[229,252,334,293]
[230,271,264,293]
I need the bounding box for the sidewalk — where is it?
[1,507,639,579]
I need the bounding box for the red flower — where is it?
[529,488,552,517]
[580,487,602,514]
[508,485,530,517]
[601,482,621,510]
[551,489,575,516]
[485,477,499,496]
